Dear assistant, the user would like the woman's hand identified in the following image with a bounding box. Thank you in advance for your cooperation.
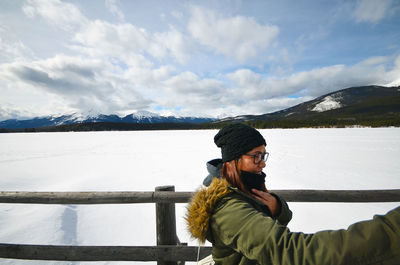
[250,189,281,216]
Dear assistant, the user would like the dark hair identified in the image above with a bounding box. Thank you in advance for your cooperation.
[221,159,245,191]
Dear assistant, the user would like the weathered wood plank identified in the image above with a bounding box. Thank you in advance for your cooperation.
[0,191,192,204]
[0,244,212,261]
[274,189,400,202]
[0,189,400,204]
[155,186,180,265]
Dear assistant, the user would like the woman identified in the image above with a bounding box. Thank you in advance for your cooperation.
[186,123,400,265]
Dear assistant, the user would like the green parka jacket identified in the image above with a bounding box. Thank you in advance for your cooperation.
[186,178,400,265]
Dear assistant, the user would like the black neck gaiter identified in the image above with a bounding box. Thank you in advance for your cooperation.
[239,171,266,192]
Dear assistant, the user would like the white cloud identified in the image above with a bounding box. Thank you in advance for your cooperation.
[73,20,151,64]
[214,55,400,116]
[22,0,191,65]
[0,101,69,120]
[228,55,400,102]
[188,6,279,62]
[221,96,314,117]
[0,105,31,121]
[105,0,125,21]
[352,0,394,23]
[157,70,317,118]
[143,71,237,117]
[0,62,76,119]
[1,55,153,116]
[71,20,191,66]
[122,65,175,94]
[164,72,223,95]
[153,26,192,64]
[0,34,35,63]
[385,55,400,86]
[22,0,88,31]
[3,1,196,117]
[2,1,399,120]
[2,52,399,119]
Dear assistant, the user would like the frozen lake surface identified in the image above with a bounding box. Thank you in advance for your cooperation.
[1,128,400,265]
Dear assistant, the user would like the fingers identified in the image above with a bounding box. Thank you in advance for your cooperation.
[250,189,280,216]
[252,189,273,200]
[250,190,273,205]
[252,188,267,196]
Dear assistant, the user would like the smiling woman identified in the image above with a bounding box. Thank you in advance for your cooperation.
[186,123,400,265]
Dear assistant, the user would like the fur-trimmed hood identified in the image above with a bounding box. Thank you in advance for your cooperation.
[186,178,232,244]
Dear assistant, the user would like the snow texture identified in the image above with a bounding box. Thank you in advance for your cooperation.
[0,128,400,265]
[311,95,342,112]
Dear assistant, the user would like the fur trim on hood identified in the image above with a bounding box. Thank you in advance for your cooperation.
[186,178,232,244]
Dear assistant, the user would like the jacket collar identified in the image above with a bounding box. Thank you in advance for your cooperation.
[186,177,271,244]
[186,178,231,243]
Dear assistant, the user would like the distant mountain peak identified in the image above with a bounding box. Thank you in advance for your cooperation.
[0,111,215,129]
[131,110,161,119]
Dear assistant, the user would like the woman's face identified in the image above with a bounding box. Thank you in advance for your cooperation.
[239,145,267,174]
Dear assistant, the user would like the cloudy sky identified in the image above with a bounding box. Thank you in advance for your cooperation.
[0,0,400,120]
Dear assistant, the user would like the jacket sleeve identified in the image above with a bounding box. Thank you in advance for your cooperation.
[270,193,292,226]
[211,197,400,265]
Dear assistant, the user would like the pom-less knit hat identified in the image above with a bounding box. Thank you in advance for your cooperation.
[214,123,266,162]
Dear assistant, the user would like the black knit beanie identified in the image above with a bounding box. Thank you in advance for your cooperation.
[214,123,266,162]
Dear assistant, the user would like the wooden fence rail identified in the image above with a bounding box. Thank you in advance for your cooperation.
[1,187,400,263]
[0,244,212,262]
[1,189,400,204]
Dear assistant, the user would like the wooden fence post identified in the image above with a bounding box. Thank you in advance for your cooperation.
[155,186,183,265]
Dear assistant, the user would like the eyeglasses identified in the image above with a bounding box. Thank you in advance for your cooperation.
[243,151,269,164]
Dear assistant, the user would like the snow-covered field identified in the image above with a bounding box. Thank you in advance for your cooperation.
[1,128,399,265]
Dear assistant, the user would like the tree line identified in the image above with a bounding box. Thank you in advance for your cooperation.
[1,117,399,133]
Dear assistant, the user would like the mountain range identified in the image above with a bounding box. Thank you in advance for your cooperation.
[1,85,399,131]
[0,110,215,130]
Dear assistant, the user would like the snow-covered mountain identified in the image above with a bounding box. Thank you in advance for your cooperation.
[0,111,215,129]
[2,85,399,130]
[215,85,400,125]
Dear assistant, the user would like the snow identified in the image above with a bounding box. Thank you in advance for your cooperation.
[0,128,400,265]
[311,95,342,112]
[132,110,161,119]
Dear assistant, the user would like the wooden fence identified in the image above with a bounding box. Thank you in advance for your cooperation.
[1,186,400,264]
